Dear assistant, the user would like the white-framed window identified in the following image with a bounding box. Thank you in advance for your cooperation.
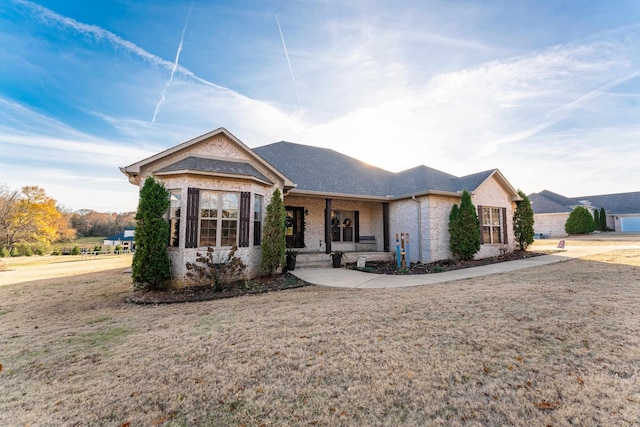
[168,190,181,247]
[480,206,505,244]
[253,195,263,246]
[199,191,238,247]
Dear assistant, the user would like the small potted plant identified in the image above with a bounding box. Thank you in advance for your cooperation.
[286,248,299,271]
[330,250,346,268]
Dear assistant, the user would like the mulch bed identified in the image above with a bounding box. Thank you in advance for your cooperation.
[127,272,311,305]
[347,250,548,275]
[128,251,548,304]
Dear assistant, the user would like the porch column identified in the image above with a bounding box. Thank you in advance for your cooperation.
[383,202,390,252]
[325,198,332,254]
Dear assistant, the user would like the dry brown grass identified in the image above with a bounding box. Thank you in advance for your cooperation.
[1,246,639,425]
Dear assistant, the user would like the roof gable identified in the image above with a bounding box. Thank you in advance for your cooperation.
[121,128,293,187]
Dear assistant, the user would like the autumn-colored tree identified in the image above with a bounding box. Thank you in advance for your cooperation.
[55,207,77,242]
[2,186,63,252]
[71,210,135,237]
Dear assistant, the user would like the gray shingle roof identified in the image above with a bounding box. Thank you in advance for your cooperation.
[254,141,500,198]
[157,156,272,183]
[529,190,640,214]
[529,192,573,214]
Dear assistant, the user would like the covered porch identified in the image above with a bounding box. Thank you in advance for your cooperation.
[293,250,393,269]
[282,193,391,255]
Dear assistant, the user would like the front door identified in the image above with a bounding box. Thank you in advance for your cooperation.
[285,206,305,248]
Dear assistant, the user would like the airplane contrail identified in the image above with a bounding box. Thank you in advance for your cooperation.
[276,15,303,110]
[152,2,194,124]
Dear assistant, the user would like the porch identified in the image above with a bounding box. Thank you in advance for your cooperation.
[293,250,393,269]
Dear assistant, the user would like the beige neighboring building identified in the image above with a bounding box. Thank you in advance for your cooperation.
[529,190,640,237]
[121,128,522,284]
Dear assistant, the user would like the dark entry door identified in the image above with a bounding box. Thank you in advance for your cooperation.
[285,206,305,248]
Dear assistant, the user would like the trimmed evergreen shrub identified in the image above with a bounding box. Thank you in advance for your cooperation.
[513,190,535,250]
[448,190,481,261]
[71,246,80,255]
[593,209,600,231]
[599,207,607,231]
[261,189,286,276]
[565,206,596,235]
[132,177,171,291]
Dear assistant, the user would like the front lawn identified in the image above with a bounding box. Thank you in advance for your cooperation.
[1,249,639,425]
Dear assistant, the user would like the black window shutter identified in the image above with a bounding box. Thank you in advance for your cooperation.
[477,205,484,244]
[354,211,360,242]
[239,192,251,247]
[502,207,508,244]
[185,188,200,248]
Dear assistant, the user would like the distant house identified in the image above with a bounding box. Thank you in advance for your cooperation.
[529,190,640,237]
[121,128,521,284]
[103,227,136,251]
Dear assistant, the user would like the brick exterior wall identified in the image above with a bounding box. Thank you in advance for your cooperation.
[282,195,385,253]
[136,133,284,285]
[533,213,569,238]
[471,177,516,259]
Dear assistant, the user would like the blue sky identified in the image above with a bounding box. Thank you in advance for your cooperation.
[1,0,639,212]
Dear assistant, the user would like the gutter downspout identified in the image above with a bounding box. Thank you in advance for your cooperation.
[412,196,423,262]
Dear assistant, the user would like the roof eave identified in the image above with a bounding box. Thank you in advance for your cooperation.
[392,189,464,200]
[286,188,391,202]
[153,169,274,186]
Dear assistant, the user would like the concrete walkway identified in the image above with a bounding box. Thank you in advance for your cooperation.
[290,244,639,289]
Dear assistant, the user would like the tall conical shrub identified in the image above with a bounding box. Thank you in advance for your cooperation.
[513,190,535,250]
[261,189,286,276]
[449,190,480,261]
[132,177,171,290]
[599,207,607,231]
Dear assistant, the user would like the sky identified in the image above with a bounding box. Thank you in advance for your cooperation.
[1,0,639,213]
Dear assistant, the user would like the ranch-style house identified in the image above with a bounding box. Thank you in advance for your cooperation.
[121,128,522,284]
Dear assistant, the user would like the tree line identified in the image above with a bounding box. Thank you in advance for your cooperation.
[1,184,135,256]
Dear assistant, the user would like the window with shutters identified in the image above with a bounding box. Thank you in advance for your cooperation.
[167,190,181,247]
[480,206,505,244]
[194,191,239,247]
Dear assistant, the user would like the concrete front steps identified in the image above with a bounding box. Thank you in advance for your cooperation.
[294,251,393,269]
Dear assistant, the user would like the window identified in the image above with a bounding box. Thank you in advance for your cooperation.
[480,206,506,244]
[200,191,218,247]
[184,189,249,248]
[220,193,238,246]
[331,210,357,242]
[253,195,263,246]
[168,190,181,247]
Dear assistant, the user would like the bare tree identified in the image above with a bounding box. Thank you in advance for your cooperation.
[0,184,20,249]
